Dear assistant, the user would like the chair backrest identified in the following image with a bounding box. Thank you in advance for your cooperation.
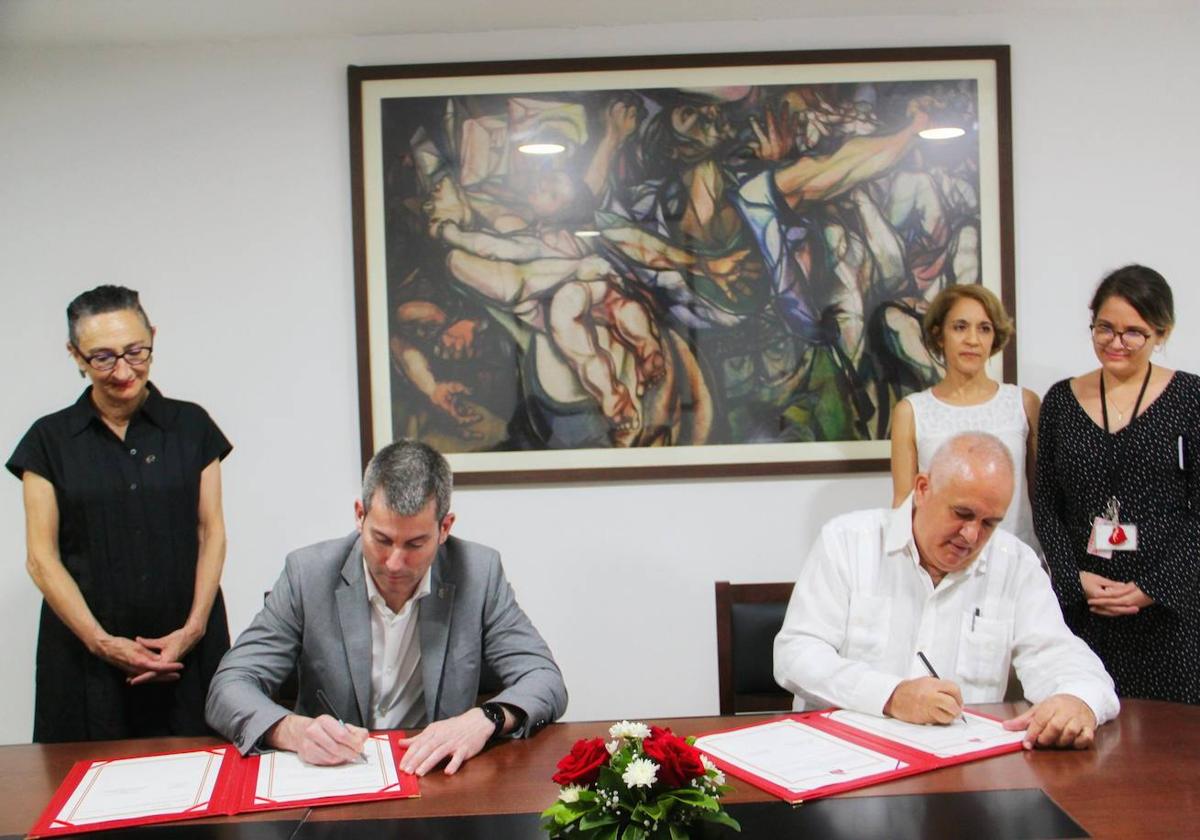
[714,581,795,715]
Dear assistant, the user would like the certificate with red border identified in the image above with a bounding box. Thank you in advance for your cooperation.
[695,708,1025,804]
[27,732,419,837]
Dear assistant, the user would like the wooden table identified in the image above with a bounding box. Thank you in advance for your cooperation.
[2,700,1195,839]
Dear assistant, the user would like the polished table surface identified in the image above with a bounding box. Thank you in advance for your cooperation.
[1,700,1195,839]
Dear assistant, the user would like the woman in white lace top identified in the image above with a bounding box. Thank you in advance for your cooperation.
[890,284,1042,551]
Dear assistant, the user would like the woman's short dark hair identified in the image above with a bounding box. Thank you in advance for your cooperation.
[1089,264,1175,334]
[921,283,1014,359]
[66,285,152,345]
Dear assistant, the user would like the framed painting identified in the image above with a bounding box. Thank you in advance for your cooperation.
[348,45,1014,483]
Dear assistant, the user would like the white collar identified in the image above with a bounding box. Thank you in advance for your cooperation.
[885,493,918,559]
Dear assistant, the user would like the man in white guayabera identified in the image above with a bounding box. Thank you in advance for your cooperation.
[774,431,1119,750]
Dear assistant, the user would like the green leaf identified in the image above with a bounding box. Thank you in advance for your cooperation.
[622,825,647,840]
[599,765,626,791]
[542,801,594,828]
[580,813,621,831]
[669,826,690,840]
[542,803,575,823]
[698,809,742,831]
[638,800,666,821]
[662,789,715,808]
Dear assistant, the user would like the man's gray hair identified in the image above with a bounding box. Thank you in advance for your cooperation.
[927,431,1014,486]
[361,440,453,521]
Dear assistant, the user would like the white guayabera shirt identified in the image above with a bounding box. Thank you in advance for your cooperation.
[773,495,1120,724]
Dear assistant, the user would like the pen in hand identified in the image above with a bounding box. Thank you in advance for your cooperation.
[315,688,369,764]
[916,650,968,725]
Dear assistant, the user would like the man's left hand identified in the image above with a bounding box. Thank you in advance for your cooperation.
[396,708,497,776]
[1003,694,1098,750]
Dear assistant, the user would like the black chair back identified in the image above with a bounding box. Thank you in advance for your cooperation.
[715,581,795,715]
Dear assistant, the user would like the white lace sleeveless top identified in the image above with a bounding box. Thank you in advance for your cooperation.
[905,383,1039,553]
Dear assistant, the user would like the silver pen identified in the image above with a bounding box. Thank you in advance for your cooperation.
[316,688,368,764]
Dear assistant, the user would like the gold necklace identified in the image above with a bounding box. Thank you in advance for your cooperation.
[1103,369,1150,421]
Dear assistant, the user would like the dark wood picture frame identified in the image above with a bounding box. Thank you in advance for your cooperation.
[348,45,1014,484]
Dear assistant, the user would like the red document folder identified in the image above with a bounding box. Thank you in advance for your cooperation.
[27,732,419,838]
[695,708,1025,804]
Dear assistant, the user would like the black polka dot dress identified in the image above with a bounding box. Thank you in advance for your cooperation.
[1034,371,1200,704]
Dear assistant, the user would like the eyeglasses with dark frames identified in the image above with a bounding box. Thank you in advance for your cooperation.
[74,344,154,372]
[1090,324,1151,350]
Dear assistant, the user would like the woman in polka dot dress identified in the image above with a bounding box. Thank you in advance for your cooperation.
[1034,265,1199,703]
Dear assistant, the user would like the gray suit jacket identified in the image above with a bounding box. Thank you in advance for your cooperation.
[205,533,567,754]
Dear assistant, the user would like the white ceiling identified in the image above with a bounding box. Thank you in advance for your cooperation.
[0,0,1189,47]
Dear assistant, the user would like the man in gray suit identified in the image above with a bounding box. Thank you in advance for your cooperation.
[205,440,567,774]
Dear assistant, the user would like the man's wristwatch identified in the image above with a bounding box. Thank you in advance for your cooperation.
[480,702,506,739]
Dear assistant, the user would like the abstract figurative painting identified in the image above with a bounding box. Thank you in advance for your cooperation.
[349,47,1012,482]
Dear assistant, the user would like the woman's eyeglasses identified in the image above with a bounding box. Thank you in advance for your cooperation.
[1090,324,1151,350]
[75,345,153,372]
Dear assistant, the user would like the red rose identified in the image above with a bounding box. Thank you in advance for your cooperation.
[642,726,706,788]
[552,737,610,786]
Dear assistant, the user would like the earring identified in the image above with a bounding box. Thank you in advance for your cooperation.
[78,368,86,378]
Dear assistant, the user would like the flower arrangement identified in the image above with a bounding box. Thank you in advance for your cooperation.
[541,721,740,839]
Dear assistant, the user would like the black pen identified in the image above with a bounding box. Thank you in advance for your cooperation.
[315,688,368,764]
[916,650,967,725]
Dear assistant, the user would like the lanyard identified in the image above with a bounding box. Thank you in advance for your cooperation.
[1098,362,1152,519]
[1099,362,1152,435]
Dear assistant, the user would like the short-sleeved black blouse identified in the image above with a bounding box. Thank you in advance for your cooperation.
[7,383,233,742]
[1033,371,1200,704]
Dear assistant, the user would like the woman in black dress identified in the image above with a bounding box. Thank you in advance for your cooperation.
[1034,265,1199,703]
[7,286,233,741]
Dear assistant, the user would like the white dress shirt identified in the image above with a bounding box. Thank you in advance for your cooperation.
[773,495,1120,724]
[363,559,432,730]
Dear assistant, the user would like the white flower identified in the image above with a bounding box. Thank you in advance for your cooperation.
[609,720,652,740]
[622,757,659,788]
[701,754,726,787]
[606,739,619,754]
[558,784,584,803]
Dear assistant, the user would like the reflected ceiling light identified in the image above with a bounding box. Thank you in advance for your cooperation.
[517,143,566,155]
[574,230,601,238]
[918,127,966,140]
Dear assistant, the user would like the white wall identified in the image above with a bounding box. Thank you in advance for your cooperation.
[1,9,1197,745]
